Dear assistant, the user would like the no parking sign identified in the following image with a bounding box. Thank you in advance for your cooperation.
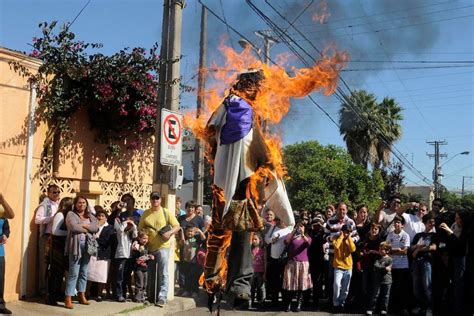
[160,108,182,166]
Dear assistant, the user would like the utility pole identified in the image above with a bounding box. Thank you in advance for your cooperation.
[193,4,207,205]
[427,140,447,198]
[255,30,279,65]
[152,0,184,302]
[153,0,184,203]
[462,176,474,197]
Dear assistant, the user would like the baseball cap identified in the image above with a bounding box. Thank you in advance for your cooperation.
[150,191,161,200]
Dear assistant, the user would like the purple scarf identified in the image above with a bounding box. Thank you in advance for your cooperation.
[220,95,253,145]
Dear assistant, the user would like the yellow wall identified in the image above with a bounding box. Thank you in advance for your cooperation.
[0,47,157,300]
[0,47,46,300]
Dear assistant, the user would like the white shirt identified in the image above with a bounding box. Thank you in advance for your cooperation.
[403,213,425,243]
[52,212,67,236]
[265,225,291,259]
[386,230,410,269]
[35,198,60,235]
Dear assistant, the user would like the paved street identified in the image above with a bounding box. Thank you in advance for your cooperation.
[173,306,360,316]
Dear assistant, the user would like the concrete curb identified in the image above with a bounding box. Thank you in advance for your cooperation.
[5,296,197,316]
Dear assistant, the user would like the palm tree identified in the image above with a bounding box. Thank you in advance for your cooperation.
[339,90,403,169]
[375,97,403,168]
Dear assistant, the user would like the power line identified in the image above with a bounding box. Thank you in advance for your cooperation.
[67,0,92,30]
[349,60,474,64]
[295,0,452,27]
[218,0,235,50]
[255,0,434,185]
[286,4,474,37]
[342,65,474,71]
[292,14,474,42]
[202,0,436,186]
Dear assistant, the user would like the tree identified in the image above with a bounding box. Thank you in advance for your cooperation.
[380,161,405,200]
[441,191,474,211]
[283,141,384,213]
[339,90,403,169]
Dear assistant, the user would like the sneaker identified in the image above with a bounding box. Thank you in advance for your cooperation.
[155,298,166,307]
[426,309,433,316]
[117,296,126,302]
[381,311,388,315]
[366,311,373,315]
[182,291,191,297]
[0,307,12,314]
[96,296,103,302]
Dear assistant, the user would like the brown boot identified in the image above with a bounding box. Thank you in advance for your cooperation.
[78,292,90,305]
[64,296,73,309]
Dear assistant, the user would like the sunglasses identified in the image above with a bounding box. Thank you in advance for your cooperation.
[150,197,161,200]
[433,203,442,207]
[50,191,60,194]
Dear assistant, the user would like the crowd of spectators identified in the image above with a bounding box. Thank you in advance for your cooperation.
[32,185,473,316]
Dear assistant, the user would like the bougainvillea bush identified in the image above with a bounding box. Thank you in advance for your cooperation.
[12,21,167,157]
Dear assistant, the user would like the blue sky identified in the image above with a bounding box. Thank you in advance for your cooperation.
[1,0,472,192]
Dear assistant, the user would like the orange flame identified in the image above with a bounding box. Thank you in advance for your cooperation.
[183,39,348,202]
[312,0,331,24]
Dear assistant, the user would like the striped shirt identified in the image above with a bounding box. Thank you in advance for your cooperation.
[324,215,359,254]
[386,230,410,269]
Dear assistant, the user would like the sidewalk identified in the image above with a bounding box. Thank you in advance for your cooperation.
[6,296,197,316]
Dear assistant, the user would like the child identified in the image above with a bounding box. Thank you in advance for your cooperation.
[360,223,382,305]
[332,224,356,311]
[385,214,410,314]
[410,213,437,315]
[179,223,205,297]
[366,241,393,315]
[131,231,154,303]
[114,211,138,302]
[86,209,114,302]
[282,221,312,312]
[250,233,265,309]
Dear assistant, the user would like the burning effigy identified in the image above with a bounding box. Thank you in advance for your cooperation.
[184,42,348,312]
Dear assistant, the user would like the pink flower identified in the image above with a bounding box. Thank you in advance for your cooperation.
[119,105,128,116]
[139,120,148,131]
[128,140,140,150]
[30,50,40,57]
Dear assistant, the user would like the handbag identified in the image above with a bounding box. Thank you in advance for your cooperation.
[86,233,99,256]
[158,207,173,237]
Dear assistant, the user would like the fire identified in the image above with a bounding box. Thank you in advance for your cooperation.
[312,0,331,24]
[183,39,348,202]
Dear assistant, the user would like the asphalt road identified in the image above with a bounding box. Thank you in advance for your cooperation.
[172,306,359,316]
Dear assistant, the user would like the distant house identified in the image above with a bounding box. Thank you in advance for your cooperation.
[400,185,435,210]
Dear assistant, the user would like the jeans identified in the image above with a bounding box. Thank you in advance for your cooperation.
[65,244,91,296]
[412,258,432,310]
[148,247,170,303]
[114,258,128,298]
[367,277,391,312]
[333,268,352,307]
[267,257,285,302]
[251,272,265,303]
[134,270,147,302]
[0,257,5,308]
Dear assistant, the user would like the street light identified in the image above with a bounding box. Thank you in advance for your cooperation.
[238,39,263,61]
[440,151,470,167]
